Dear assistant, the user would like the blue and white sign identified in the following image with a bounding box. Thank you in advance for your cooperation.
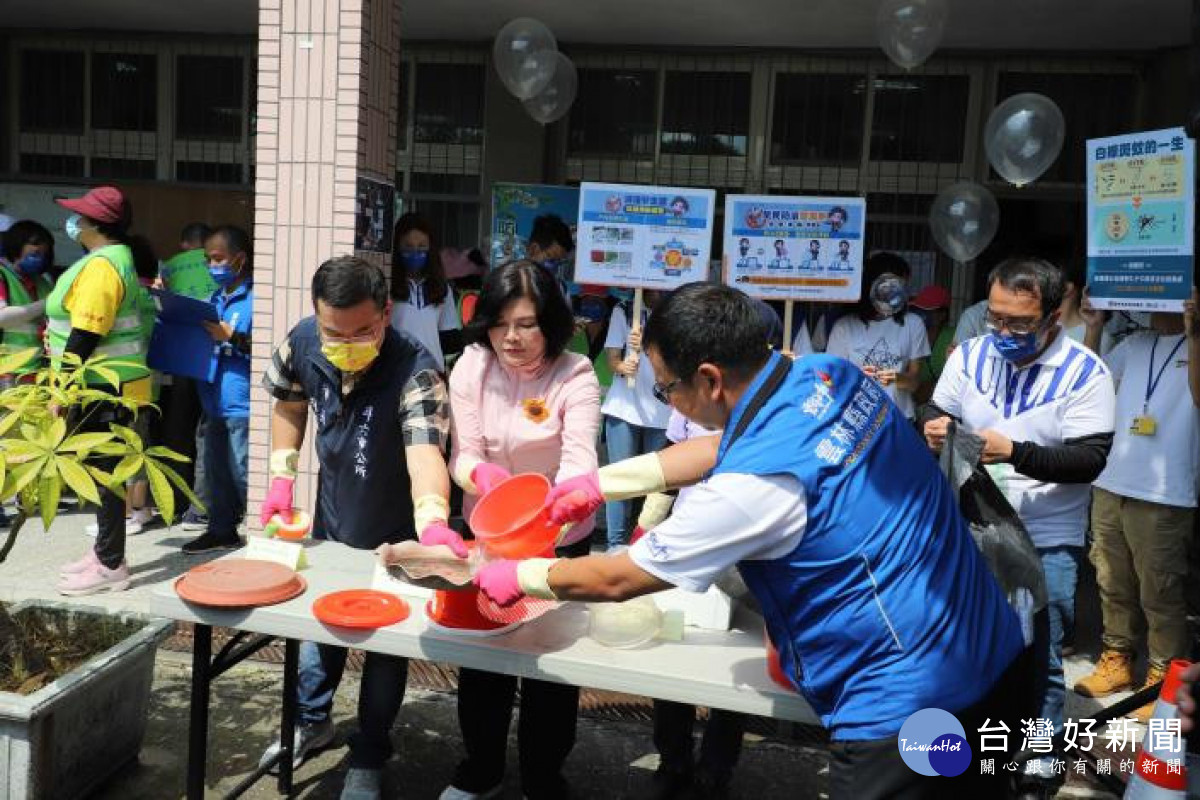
[1086,127,1194,312]
[573,182,716,289]
[490,183,580,266]
[723,195,866,302]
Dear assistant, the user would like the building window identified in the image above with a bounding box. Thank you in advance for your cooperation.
[771,73,866,165]
[568,69,657,156]
[91,53,157,132]
[176,55,244,141]
[870,74,970,163]
[661,71,750,156]
[92,157,157,180]
[176,160,244,184]
[406,172,481,249]
[20,50,85,134]
[19,153,85,177]
[995,72,1138,183]
[413,63,484,145]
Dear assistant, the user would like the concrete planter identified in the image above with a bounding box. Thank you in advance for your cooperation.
[0,600,171,800]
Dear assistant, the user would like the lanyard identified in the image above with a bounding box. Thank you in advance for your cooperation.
[1145,335,1185,411]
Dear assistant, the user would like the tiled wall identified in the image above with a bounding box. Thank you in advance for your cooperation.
[248,0,400,525]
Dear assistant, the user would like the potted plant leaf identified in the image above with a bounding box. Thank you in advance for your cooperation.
[0,349,200,798]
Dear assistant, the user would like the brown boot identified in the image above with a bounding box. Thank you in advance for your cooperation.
[1073,649,1134,698]
[1134,664,1167,723]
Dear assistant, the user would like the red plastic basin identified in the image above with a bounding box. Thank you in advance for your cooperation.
[469,473,559,559]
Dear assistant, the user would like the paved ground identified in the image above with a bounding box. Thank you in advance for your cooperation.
[1,506,1133,798]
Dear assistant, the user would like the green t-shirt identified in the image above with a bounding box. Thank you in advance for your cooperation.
[162,248,217,300]
[922,326,955,385]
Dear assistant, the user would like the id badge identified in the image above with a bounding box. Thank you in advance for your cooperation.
[1130,415,1157,436]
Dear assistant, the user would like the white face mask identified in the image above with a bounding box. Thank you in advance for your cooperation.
[65,214,84,243]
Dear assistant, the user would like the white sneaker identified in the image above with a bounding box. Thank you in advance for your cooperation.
[259,718,335,773]
[84,514,147,538]
[438,785,503,800]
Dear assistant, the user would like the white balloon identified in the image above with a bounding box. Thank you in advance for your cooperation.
[493,18,558,101]
[985,92,1065,187]
[929,182,1000,262]
[523,53,578,125]
[876,0,948,70]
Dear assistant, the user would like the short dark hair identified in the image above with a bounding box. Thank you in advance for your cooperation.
[987,257,1065,318]
[528,214,573,252]
[2,220,54,264]
[207,224,253,274]
[463,260,575,360]
[828,205,847,220]
[312,256,389,310]
[180,222,211,248]
[643,282,770,384]
[856,251,912,324]
[390,212,448,305]
[127,234,159,281]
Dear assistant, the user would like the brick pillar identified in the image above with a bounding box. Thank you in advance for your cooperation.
[248,0,401,527]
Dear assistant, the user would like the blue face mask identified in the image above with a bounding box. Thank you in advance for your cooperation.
[65,214,83,243]
[398,249,428,273]
[540,258,565,277]
[208,262,237,287]
[16,252,47,276]
[991,330,1042,363]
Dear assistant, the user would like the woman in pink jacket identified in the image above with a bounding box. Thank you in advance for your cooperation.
[437,259,600,800]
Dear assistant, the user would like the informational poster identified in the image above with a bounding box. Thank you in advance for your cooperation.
[722,195,866,302]
[354,177,395,253]
[490,183,580,266]
[1086,127,1194,312]
[574,182,716,290]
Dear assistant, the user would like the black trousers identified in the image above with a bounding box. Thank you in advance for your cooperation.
[72,401,131,570]
[451,535,591,799]
[653,700,746,785]
[827,643,1037,800]
[158,377,202,507]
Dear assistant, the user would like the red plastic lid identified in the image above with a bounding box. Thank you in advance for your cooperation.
[175,559,306,608]
[313,590,411,629]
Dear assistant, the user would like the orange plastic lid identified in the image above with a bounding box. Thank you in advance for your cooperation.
[313,590,411,629]
[175,559,306,608]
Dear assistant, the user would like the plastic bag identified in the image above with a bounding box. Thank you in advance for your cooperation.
[938,422,1048,644]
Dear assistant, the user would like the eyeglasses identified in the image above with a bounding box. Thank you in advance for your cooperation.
[652,378,682,405]
[984,312,1044,336]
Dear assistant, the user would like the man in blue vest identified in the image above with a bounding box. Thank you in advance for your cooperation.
[473,282,1031,799]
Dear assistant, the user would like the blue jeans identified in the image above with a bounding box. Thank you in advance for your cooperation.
[204,416,248,537]
[190,415,210,517]
[297,641,409,768]
[1029,545,1081,778]
[602,416,669,549]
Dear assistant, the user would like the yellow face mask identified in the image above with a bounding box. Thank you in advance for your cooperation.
[321,332,381,373]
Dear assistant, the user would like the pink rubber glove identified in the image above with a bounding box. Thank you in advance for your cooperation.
[543,471,603,526]
[474,559,525,607]
[420,522,469,559]
[260,477,295,527]
[471,462,512,495]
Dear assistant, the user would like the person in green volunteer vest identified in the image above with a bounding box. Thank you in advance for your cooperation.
[50,185,151,597]
[161,222,217,300]
[0,220,56,382]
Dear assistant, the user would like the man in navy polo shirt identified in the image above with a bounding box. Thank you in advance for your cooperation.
[473,282,1031,799]
[259,256,454,800]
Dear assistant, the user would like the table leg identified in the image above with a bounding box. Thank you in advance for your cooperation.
[187,624,213,800]
[278,638,299,795]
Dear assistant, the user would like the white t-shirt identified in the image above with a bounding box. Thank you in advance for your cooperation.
[932,332,1116,548]
[389,279,460,371]
[792,323,813,356]
[826,313,930,419]
[629,472,807,592]
[953,300,989,346]
[1062,321,1114,355]
[601,304,671,429]
[1094,332,1199,508]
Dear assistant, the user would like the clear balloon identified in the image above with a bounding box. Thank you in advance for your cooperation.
[876,0,948,70]
[929,182,1000,262]
[493,18,558,101]
[523,53,578,125]
[985,93,1065,187]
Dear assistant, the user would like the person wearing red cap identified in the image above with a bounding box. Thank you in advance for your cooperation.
[51,186,152,596]
[910,284,953,405]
